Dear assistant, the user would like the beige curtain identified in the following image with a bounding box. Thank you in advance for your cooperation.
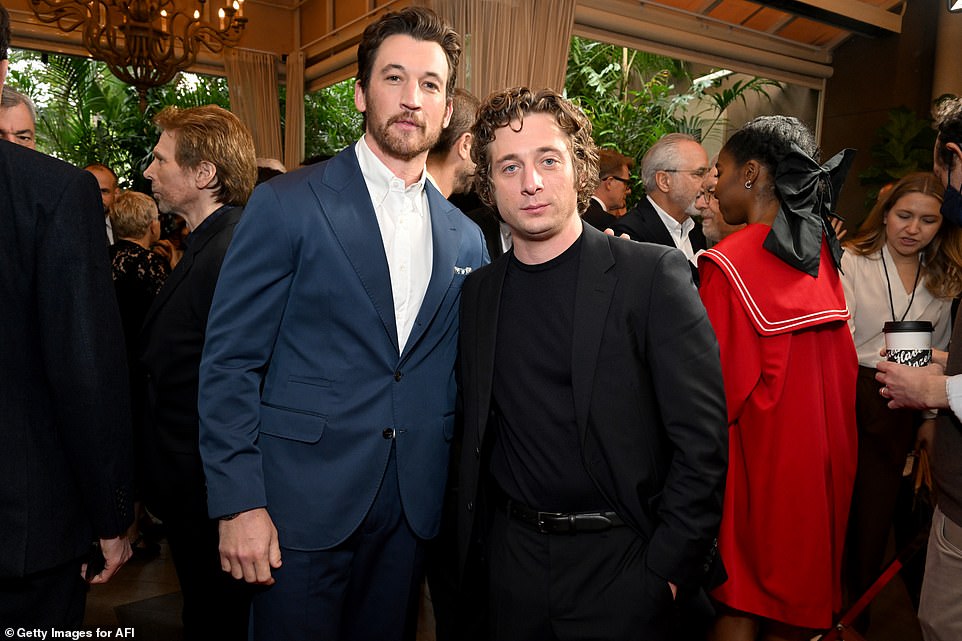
[225,48,284,162]
[284,51,306,169]
[430,0,577,100]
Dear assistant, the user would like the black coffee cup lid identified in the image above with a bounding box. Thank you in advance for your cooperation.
[883,321,934,333]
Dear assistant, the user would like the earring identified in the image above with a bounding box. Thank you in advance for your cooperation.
[744,180,753,189]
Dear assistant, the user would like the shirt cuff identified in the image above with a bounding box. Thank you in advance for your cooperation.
[947,375,962,421]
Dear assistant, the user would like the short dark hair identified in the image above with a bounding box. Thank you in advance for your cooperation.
[471,87,599,216]
[429,88,479,159]
[935,96,962,169]
[153,105,257,207]
[356,7,460,97]
[1,4,10,61]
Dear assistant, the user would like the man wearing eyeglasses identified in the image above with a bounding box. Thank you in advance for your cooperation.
[583,148,634,231]
[612,133,709,284]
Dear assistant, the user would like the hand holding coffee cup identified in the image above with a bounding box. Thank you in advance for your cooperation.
[883,321,933,367]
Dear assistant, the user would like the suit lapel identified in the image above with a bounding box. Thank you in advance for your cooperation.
[401,184,459,359]
[310,148,399,354]
[571,227,617,435]
[640,200,676,247]
[475,257,508,445]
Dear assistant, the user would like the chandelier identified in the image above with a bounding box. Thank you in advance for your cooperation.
[30,0,247,110]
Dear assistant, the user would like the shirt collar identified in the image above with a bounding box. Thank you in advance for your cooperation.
[590,195,608,212]
[355,135,427,211]
[648,195,694,236]
[183,203,231,250]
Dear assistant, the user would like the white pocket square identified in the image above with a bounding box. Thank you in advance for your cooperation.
[454,266,473,275]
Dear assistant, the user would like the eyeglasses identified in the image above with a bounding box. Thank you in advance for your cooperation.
[702,188,715,203]
[606,175,631,186]
[662,167,710,178]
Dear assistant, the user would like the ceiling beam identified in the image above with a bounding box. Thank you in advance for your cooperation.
[761,0,904,37]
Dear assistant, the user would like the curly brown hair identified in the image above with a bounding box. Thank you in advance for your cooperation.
[846,171,962,298]
[470,87,599,216]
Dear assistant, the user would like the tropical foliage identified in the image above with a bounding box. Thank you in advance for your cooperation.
[564,36,780,203]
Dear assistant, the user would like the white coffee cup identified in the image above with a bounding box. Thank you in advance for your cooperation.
[883,320,933,367]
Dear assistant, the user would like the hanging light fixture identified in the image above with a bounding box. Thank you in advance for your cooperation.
[30,0,247,110]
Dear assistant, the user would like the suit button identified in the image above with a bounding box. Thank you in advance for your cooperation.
[382,427,396,439]
[394,370,402,381]
[466,501,474,512]
[474,447,480,458]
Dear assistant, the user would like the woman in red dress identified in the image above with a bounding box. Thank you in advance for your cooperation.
[698,116,858,641]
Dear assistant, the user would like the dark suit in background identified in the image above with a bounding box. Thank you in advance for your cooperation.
[457,225,728,640]
[0,140,133,625]
[139,206,252,639]
[582,196,617,231]
[612,196,706,284]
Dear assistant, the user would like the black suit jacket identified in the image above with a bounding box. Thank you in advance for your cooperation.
[457,225,727,592]
[612,197,706,284]
[0,141,133,577]
[582,197,617,231]
[139,206,243,521]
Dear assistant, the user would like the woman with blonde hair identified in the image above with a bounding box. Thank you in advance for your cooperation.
[841,171,962,630]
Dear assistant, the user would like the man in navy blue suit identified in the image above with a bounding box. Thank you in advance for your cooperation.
[197,7,487,640]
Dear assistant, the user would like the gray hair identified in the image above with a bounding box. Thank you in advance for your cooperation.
[1,86,37,124]
[640,133,697,192]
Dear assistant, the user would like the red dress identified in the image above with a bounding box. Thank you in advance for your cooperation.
[698,224,858,628]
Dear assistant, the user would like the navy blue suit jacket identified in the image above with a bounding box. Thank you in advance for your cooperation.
[199,145,488,549]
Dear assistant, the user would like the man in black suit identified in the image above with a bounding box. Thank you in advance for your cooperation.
[612,133,709,283]
[582,147,633,231]
[0,4,133,625]
[139,105,257,640]
[457,87,728,641]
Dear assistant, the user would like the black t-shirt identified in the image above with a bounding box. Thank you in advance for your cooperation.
[489,235,608,512]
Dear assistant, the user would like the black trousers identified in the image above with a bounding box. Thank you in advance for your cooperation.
[0,557,87,627]
[844,366,920,630]
[165,513,254,641]
[486,508,675,641]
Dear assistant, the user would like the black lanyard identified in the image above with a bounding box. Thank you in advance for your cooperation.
[881,249,922,322]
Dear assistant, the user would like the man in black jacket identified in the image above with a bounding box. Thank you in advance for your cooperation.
[139,105,257,640]
[0,4,133,625]
[612,133,709,284]
[457,87,727,641]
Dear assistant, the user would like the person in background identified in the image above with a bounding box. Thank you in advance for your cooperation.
[840,171,962,633]
[612,133,709,284]
[698,115,857,641]
[698,164,745,247]
[0,84,35,148]
[582,148,634,231]
[876,96,962,641]
[139,105,258,640]
[86,163,121,243]
[256,157,286,185]
[0,3,133,625]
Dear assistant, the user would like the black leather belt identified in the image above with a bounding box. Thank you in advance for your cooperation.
[500,495,625,534]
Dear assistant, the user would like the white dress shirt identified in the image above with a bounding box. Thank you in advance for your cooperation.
[356,137,433,352]
[650,196,695,263]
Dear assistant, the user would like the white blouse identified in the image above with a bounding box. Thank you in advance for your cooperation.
[840,244,952,368]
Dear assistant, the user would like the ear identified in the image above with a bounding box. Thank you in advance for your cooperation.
[0,59,7,88]
[195,160,218,190]
[654,170,671,194]
[743,159,761,185]
[456,131,472,161]
[354,80,366,115]
[442,96,454,129]
[947,142,962,169]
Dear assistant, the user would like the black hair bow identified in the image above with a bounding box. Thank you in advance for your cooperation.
[763,145,856,277]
